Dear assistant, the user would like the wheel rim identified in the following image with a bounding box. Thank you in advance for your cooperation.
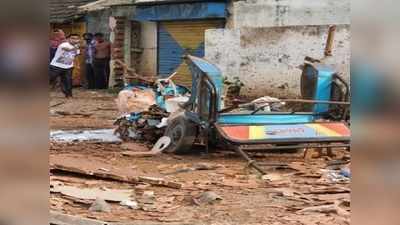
[172,126,183,141]
[169,125,183,149]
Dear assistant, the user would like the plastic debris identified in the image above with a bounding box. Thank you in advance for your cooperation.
[340,167,351,178]
[250,96,285,112]
[120,199,139,209]
[320,169,350,183]
[115,88,156,115]
[150,136,171,153]
[165,96,189,113]
[50,129,121,143]
[156,118,169,128]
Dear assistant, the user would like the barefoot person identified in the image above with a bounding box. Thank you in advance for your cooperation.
[49,34,81,98]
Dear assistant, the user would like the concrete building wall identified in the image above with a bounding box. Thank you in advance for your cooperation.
[205,25,350,97]
[138,21,158,76]
[229,0,350,28]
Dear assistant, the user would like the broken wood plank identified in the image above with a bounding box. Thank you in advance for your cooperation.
[51,211,201,225]
[51,185,134,202]
[50,164,134,184]
[50,102,66,108]
[138,176,183,189]
[296,204,350,216]
[55,111,93,117]
[50,211,109,225]
[50,164,182,189]
[304,187,350,195]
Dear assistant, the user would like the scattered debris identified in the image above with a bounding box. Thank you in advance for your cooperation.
[193,162,220,170]
[262,173,285,182]
[135,183,151,190]
[319,169,350,183]
[98,168,110,172]
[115,88,156,115]
[50,88,351,224]
[50,163,183,189]
[195,191,223,205]
[89,197,111,212]
[50,211,109,225]
[142,191,156,203]
[50,185,134,202]
[247,96,285,112]
[151,136,171,153]
[340,166,351,178]
[164,96,189,113]
[120,199,139,209]
[50,101,66,108]
[297,204,349,216]
[220,177,260,189]
[269,187,297,197]
[138,176,183,189]
[305,187,350,195]
[50,163,132,183]
[163,162,221,175]
[50,129,121,143]
[327,159,350,167]
[54,111,93,117]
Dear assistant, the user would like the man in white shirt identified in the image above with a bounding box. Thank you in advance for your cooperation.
[49,34,81,98]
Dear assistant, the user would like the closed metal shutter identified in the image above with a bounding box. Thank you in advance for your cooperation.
[158,20,224,87]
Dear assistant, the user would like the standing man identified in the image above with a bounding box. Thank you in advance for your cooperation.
[83,33,96,89]
[49,34,81,98]
[49,29,66,62]
[93,33,111,89]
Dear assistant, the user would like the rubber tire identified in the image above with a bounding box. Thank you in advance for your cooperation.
[164,115,197,154]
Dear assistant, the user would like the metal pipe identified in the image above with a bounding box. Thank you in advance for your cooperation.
[325,25,336,57]
[272,99,350,105]
[234,146,266,175]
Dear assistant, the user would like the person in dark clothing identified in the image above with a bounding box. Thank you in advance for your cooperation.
[83,33,96,89]
[93,33,111,89]
[49,66,73,96]
[49,34,81,98]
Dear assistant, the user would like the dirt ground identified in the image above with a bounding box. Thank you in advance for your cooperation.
[50,89,350,225]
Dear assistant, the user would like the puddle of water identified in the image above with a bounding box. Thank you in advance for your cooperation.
[50,129,121,143]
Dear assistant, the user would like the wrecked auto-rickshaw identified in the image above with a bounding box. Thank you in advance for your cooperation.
[114,25,350,174]
[114,73,191,142]
[161,55,350,174]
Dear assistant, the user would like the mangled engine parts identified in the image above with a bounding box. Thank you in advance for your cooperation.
[114,104,169,142]
[114,78,190,143]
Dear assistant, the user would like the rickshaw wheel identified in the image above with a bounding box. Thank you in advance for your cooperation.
[164,115,196,154]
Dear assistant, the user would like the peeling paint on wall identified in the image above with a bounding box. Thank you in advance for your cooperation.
[205,25,350,97]
[230,0,350,28]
